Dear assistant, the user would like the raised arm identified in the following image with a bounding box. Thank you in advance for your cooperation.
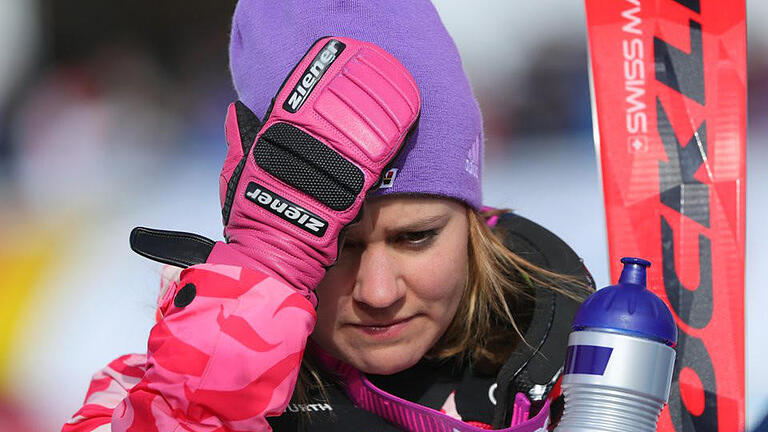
[64,36,420,432]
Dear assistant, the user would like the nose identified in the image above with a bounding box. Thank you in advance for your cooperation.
[351,244,405,309]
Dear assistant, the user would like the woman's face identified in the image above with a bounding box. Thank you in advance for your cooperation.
[312,196,469,375]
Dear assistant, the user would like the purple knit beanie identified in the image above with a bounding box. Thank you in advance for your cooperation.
[229,0,483,209]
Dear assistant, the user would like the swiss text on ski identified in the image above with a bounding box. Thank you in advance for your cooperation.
[621,0,647,137]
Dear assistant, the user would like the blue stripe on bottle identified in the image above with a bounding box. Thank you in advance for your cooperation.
[564,345,613,375]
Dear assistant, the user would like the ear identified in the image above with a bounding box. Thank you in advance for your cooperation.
[220,101,261,225]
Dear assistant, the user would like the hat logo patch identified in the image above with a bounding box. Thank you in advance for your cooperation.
[464,135,480,179]
[378,168,398,189]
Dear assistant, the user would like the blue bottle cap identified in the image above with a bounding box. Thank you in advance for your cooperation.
[572,257,678,346]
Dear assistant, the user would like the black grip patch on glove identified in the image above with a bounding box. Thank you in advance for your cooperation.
[222,101,262,227]
[253,122,365,211]
[130,227,215,268]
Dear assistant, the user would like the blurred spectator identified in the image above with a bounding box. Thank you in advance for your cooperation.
[5,1,237,215]
[513,40,592,136]
[0,396,38,431]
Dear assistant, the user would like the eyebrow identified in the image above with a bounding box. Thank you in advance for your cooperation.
[386,214,448,234]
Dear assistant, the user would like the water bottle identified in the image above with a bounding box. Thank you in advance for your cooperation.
[555,257,677,432]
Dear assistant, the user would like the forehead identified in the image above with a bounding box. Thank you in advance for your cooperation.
[347,196,466,235]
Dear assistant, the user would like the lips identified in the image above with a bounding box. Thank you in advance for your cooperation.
[348,316,415,338]
[355,316,411,328]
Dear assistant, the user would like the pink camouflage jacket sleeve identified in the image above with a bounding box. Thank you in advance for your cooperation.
[63,263,316,432]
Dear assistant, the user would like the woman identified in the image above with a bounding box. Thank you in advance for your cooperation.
[64,1,591,431]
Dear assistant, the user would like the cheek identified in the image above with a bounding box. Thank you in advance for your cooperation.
[314,269,350,325]
[312,254,364,352]
[403,243,467,305]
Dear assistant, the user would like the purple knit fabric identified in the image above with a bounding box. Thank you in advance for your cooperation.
[229,0,483,209]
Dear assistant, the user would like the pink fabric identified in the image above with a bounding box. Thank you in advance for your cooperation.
[63,354,146,432]
[64,264,316,432]
[216,36,420,300]
[510,393,532,427]
[481,206,501,228]
[66,259,550,432]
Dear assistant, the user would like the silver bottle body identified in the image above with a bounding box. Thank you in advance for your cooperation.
[554,330,676,432]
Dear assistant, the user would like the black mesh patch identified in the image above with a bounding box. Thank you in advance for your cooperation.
[253,123,364,211]
[235,101,261,154]
[222,101,262,226]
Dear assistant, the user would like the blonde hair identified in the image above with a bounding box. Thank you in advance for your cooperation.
[426,207,590,372]
[294,206,591,405]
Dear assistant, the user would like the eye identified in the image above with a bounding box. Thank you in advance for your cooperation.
[398,229,438,246]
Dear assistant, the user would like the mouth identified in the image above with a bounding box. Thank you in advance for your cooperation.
[348,316,415,338]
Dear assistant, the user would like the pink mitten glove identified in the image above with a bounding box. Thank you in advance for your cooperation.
[131,36,420,305]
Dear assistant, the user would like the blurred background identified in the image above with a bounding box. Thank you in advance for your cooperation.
[0,0,765,430]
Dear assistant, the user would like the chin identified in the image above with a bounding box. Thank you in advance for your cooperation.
[346,344,425,375]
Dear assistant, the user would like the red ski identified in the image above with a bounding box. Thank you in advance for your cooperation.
[584,1,746,431]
